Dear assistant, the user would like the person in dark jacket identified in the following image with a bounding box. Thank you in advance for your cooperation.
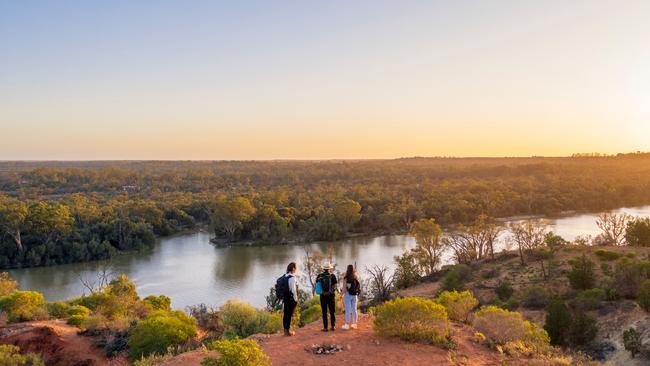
[282,262,298,336]
[316,263,338,332]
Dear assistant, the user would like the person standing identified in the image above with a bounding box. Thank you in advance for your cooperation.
[341,264,361,330]
[316,263,338,332]
[277,262,298,336]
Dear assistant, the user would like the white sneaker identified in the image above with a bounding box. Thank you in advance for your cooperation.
[342,324,350,330]
[350,323,358,329]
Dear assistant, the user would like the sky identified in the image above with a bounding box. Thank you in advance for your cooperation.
[1,0,649,160]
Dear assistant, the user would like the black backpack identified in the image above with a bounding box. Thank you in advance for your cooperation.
[347,278,361,296]
[275,274,291,299]
[318,273,333,296]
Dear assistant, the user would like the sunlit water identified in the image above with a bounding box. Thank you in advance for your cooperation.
[8,205,650,309]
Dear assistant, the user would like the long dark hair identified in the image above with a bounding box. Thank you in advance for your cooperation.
[344,264,356,280]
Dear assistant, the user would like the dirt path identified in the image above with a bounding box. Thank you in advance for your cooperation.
[0,320,127,366]
[255,315,502,366]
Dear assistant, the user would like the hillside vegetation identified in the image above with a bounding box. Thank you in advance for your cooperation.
[2,154,650,268]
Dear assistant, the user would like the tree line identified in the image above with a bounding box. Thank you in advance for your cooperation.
[1,155,650,268]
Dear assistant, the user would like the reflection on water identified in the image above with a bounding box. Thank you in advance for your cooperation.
[8,205,650,309]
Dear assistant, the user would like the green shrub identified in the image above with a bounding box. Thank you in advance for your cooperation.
[625,218,650,247]
[504,298,520,310]
[575,288,606,310]
[521,286,549,310]
[638,279,650,311]
[203,338,270,366]
[373,297,450,345]
[473,306,549,350]
[568,255,596,291]
[67,305,91,317]
[221,300,282,339]
[0,290,46,323]
[544,297,571,346]
[393,251,422,289]
[0,273,17,296]
[435,290,477,323]
[441,264,471,292]
[495,281,514,301]
[128,310,197,360]
[46,301,71,318]
[67,314,88,327]
[623,328,643,358]
[143,295,171,311]
[0,344,45,366]
[613,259,650,298]
[594,250,622,261]
[566,312,598,347]
[300,304,321,326]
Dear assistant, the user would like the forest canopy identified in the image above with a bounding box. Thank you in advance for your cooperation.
[1,154,650,268]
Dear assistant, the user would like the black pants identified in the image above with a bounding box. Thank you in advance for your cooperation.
[283,297,297,330]
[320,294,336,329]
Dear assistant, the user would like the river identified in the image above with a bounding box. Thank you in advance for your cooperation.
[8,205,650,309]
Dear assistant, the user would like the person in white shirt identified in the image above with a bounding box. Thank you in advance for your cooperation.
[282,262,298,336]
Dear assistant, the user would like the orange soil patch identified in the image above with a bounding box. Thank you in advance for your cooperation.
[255,315,503,366]
[0,320,127,366]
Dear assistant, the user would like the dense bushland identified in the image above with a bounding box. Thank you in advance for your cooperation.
[3,155,650,268]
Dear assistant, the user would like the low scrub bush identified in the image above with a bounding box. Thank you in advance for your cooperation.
[128,310,197,360]
[521,285,549,310]
[67,314,89,327]
[594,250,621,261]
[495,281,514,301]
[473,306,549,350]
[143,295,171,312]
[373,297,450,345]
[0,344,45,366]
[435,290,477,323]
[613,259,650,298]
[0,290,46,323]
[46,301,71,318]
[67,305,91,317]
[221,300,282,339]
[300,304,321,326]
[638,279,650,311]
[567,312,598,347]
[202,338,271,366]
[187,304,224,335]
[441,264,471,292]
[575,288,606,310]
[568,255,596,291]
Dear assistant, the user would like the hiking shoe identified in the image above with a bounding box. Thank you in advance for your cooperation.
[321,328,328,332]
[342,324,350,330]
[330,327,336,331]
[284,329,295,336]
[350,323,358,329]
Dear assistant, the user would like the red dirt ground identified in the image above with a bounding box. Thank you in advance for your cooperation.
[255,314,502,366]
[0,320,127,366]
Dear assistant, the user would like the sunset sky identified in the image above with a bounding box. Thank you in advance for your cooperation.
[1,0,649,160]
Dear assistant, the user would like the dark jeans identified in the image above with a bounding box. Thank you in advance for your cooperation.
[283,297,297,330]
[320,294,336,329]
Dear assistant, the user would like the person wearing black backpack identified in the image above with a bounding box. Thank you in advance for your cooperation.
[276,262,298,336]
[341,264,361,330]
[316,263,338,332]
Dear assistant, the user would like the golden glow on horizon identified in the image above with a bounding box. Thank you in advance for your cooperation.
[1,1,649,160]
